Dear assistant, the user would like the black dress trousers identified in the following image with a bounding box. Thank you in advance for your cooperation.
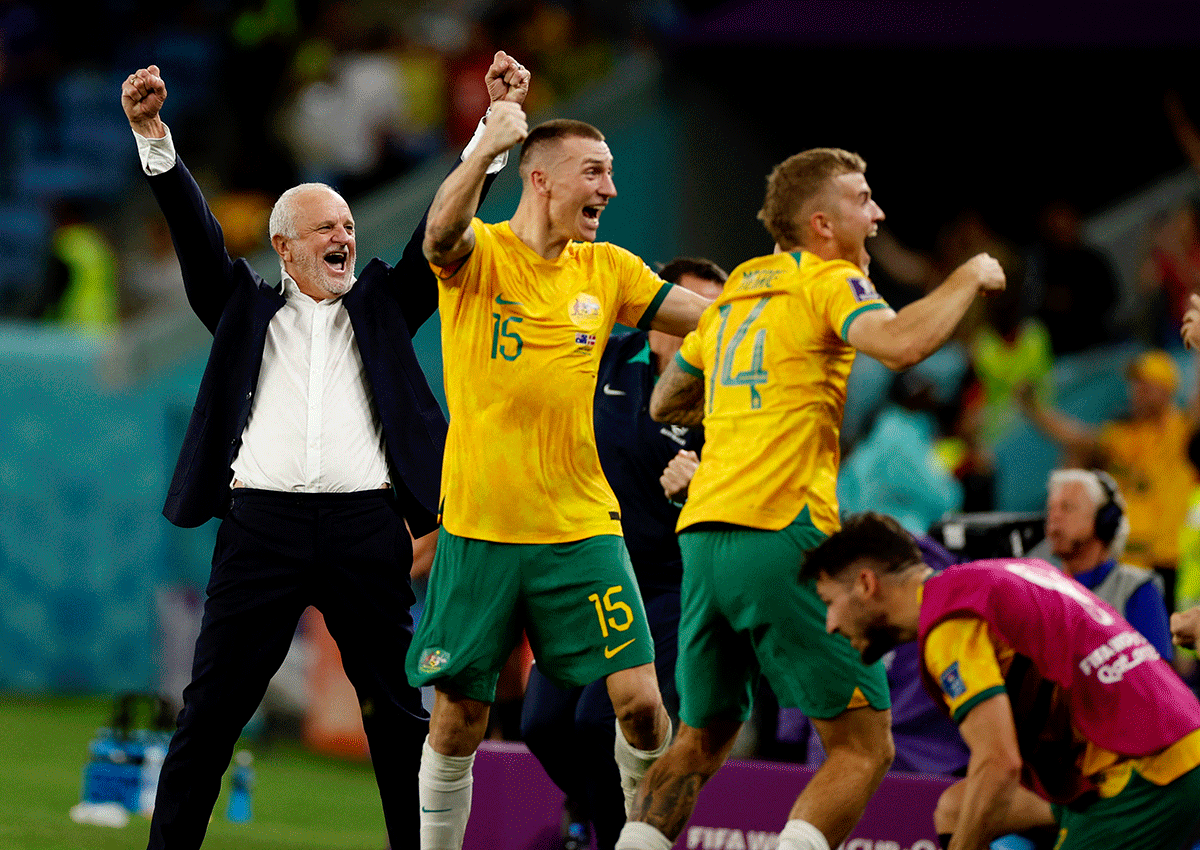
[147,487,427,849]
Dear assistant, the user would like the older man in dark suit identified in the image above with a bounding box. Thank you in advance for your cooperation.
[121,53,529,850]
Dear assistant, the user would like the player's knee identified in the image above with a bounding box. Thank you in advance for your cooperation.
[612,689,660,730]
[608,667,662,723]
[428,687,489,755]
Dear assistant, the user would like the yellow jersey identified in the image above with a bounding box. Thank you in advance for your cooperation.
[675,250,887,534]
[432,219,672,543]
[1098,406,1197,568]
[925,615,1200,796]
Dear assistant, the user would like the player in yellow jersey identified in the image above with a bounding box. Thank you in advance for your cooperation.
[405,98,710,850]
[616,149,1005,850]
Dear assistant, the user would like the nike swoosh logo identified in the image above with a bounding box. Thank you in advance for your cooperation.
[602,384,627,396]
[604,638,636,659]
[495,293,522,305]
[421,807,453,813]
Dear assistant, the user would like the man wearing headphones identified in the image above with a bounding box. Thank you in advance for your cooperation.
[1045,468,1174,661]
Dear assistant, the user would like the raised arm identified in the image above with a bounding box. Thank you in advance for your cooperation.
[650,356,705,427]
[423,100,528,267]
[397,51,531,331]
[1165,90,1200,176]
[1017,384,1103,458]
[122,64,237,332]
[846,253,1005,371]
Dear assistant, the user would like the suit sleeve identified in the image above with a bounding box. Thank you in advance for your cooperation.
[394,169,500,335]
[146,157,239,334]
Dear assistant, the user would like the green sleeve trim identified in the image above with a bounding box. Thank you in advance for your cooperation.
[637,282,674,331]
[840,301,888,341]
[674,350,703,378]
[950,684,1007,725]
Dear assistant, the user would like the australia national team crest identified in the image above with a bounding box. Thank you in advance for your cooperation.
[418,647,451,674]
[568,293,603,331]
[846,276,879,302]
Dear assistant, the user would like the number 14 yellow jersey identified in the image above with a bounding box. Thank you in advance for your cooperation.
[675,250,887,535]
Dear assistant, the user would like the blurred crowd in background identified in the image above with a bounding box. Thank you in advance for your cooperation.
[0,0,681,325]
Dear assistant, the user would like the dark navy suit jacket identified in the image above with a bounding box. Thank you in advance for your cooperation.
[149,157,473,536]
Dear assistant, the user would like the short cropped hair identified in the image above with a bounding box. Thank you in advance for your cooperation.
[757,148,867,249]
[518,118,606,176]
[799,512,921,583]
[657,257,728,286]
[269,182,342,240]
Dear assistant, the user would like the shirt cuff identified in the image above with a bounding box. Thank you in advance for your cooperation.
[134,125,177,176]
[461,109,509,175]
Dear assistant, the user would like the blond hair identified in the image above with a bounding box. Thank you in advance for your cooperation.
[757,148,866,249]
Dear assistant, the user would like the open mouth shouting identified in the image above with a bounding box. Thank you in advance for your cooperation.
[324,249,349,274]
[579,204,606,238]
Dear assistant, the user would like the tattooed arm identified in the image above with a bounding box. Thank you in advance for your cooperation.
[649,356,704,427]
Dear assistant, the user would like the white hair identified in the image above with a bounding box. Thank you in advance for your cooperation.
[1047,468,1130,559]
[268,182,342,240]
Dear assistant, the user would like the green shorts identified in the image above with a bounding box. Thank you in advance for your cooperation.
[406,530,655,703]
[1049,765,1200,849]
[676,509,890,727]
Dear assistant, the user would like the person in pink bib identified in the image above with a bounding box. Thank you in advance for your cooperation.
[801,511,1200,850]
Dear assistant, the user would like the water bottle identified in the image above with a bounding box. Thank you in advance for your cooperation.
[138,737,167,816]
[226,750,254,823]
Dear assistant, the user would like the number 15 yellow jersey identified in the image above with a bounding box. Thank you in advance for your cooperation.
[675,250,888,535]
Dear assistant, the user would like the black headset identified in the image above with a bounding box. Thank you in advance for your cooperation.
[1091,469,1124,545]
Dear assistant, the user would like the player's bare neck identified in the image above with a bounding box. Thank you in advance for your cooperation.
[509,207,570,260]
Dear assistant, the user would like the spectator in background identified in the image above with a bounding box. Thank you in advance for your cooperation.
[838,371,963,536]
[967,261,1053,449]
[1175,430,1200,618]
[122,210,187,318]
[275,19,422,199]
[23,199,120,330]
[1044,469,1173,660]
[1021,350,1197,610]
[1025,200,1123,355]
[1138,200,1200,349]
[1173,430,1200,680]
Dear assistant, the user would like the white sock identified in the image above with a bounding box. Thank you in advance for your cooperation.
[418,737,474,850]
[614,820,674,850]
[613,717,673,816]
[778,819,831,850]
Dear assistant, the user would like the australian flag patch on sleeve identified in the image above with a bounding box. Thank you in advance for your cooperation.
[939,661,967,699]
